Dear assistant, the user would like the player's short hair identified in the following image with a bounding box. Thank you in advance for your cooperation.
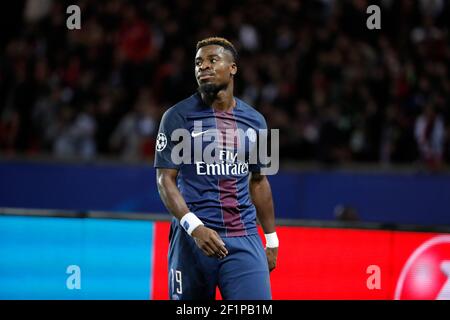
[196,37,238,62]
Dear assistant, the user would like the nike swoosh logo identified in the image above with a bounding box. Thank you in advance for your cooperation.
[191,130,209,138]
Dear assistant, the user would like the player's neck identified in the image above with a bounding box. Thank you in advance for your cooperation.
[201,84,235,113]
[211,91,236,113]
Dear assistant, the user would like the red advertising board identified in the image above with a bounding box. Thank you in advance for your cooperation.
[152,222,450,300]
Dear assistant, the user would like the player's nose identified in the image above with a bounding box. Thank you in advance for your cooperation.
[198,61,211,71]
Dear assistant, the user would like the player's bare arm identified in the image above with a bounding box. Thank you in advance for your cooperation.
[250,171,278,272]
[156,168,228,259]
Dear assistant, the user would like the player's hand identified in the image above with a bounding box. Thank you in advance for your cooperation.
[191,225,228,259]
[265,247,278,272]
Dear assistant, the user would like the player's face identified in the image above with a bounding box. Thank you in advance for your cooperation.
[195,45,237,88]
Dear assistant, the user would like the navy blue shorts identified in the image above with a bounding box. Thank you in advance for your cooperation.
[168,218,272,300]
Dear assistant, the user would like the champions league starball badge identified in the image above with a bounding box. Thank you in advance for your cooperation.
[156,133,168,152]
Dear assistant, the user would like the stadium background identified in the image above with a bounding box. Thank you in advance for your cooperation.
[1,0,450,299]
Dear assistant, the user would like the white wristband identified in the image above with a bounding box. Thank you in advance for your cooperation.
[264,232,279,248]
[180,212,204,236]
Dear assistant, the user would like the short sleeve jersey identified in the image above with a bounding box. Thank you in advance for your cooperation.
[154,93,268,237]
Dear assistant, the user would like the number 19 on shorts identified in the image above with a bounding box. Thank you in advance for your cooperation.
[170,268,182,296]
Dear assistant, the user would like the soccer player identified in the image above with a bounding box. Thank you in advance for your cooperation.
[155,37,278,300]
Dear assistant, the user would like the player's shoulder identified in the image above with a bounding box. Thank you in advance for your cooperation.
[236,97,267,127]
[161,93,202,121]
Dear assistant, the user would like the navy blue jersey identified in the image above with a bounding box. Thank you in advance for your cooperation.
[154,93,267,237]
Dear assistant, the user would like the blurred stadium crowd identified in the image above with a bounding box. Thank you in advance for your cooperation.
[0,0,449,168]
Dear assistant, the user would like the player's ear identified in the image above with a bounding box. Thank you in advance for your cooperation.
[230,62,237,77]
